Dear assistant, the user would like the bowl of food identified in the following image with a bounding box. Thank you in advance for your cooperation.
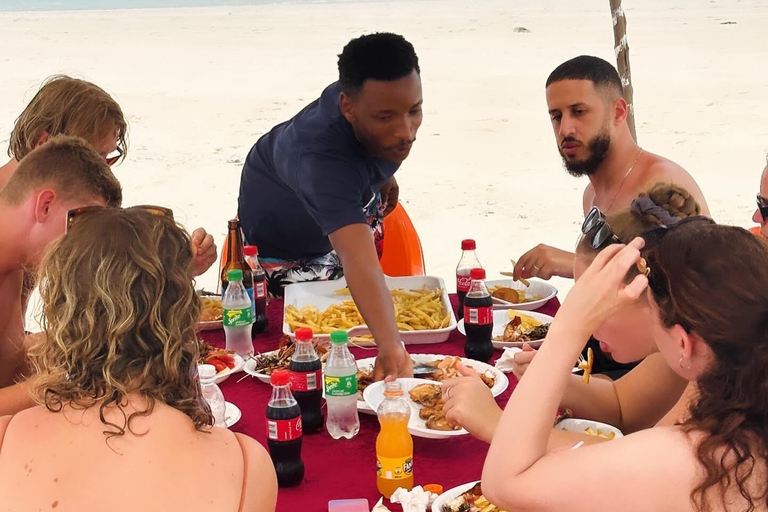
[432,481,507,512]
[197,291,223,331]
[554,418,623,440]
[484,279,557,312]
[243,335,329,383]
[198,341,244,384]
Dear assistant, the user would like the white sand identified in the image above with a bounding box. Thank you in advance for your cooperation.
[1,0,767,314]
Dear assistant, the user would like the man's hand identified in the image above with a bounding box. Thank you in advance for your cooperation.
[513,244,575,280]
[442,363,502,443]
[379,176,400,217]
[190,228,218,277]
[373,344,414,381]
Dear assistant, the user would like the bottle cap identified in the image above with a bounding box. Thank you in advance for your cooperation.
[271,369,291,386]
[383,381,404,397]
[244,245,258,257]
[330,330,348,345]
[470,268,486,280]
[198,364,216,380]
[461,239,476,251]
[295,327,314,341]
[227,269,243,281]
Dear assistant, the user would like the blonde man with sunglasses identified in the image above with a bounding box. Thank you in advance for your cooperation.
[0,135,123,415]
[0,75,217,278]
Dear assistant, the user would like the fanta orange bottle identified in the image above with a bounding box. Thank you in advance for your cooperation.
[376,381,414,498]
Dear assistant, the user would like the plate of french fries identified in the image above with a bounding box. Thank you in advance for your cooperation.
[282,276,457,344]
[197,292,223,331]
[484,279,557,311]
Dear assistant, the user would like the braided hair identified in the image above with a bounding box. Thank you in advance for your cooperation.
[631,183,701,227]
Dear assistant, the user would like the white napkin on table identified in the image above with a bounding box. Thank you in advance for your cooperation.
[389,486,438,512]
[494,347,522,373]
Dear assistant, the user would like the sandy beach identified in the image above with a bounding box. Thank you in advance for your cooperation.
[1,0,767,320]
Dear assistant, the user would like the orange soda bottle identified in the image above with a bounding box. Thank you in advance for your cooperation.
[376,381,414,498]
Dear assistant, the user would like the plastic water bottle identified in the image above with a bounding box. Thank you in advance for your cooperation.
[223,268,254,356]
[198,364,226,427]
[324,330,360,439]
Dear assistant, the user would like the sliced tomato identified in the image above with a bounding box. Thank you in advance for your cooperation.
[207,357,229,373]
[217,353,235,368]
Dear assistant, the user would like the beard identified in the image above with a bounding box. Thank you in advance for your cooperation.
[559,131,611,177]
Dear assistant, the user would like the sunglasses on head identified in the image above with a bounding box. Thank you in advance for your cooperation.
[105,146,124,167]
[582,206,621,249]
[757,194,768,221]
[66,204,174,233]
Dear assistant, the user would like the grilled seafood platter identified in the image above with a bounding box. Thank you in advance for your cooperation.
[409,383,460,432]
[494,311,550,343]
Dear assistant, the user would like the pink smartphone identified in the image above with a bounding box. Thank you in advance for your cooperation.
[328,499,370,512]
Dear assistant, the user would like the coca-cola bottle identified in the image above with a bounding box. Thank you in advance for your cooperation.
[266,370,305,487]
[456,239,482,320]
[289,328,324,434]
[243,245,268,335]
[463,268,494,363]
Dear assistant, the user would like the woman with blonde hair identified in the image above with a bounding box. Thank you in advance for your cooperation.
[0,206,276,512]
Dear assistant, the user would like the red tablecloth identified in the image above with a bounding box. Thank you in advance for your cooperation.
[202,296,560,512]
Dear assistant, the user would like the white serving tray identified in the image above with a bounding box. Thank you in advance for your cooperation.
[282,276,457,345]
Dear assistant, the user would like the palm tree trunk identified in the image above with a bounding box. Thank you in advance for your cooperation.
[610,0,637,142]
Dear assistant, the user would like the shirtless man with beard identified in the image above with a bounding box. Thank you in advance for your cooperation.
[513,55,709,282]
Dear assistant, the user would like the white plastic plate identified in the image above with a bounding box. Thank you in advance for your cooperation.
[363,378,468,439]
[213,354,245,384]
[458,309,554,349]
[431,480,480,512]
[554,418,624,439]
[356,354,508,415]
[484,279,557,311]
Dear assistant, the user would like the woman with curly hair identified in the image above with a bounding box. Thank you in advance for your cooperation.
[445,183,702,448]
[482,217,768,512]
[0,207,276,512]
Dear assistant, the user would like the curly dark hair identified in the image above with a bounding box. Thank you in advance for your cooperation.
[645,218,768,511]
[338,32,420,94]
[28,207,212,439]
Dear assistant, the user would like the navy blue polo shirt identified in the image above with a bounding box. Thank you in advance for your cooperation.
[237,82,400,260]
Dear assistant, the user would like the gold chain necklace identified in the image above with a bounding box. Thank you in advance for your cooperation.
[598,148,644,212]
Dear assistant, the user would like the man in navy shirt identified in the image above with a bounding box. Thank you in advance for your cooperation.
[238,33,422,379]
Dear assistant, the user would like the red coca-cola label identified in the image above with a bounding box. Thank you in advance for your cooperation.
[255,281,267,300]
[457,274,472,292]
[266,416,302,441]
[290,370,322,391]
[464,306,493,325]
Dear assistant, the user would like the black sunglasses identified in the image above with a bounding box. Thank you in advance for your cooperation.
[581,206,621,249]
[757,194,768,221]
[66,204,174,233]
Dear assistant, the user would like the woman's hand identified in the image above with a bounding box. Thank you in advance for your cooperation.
[512,344,537,380]
[443,363,503,443]
[552,238,649,341]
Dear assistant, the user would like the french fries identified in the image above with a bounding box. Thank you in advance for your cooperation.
[285,287,450,334]
[199,296,223,322]
[578,347,594,383]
